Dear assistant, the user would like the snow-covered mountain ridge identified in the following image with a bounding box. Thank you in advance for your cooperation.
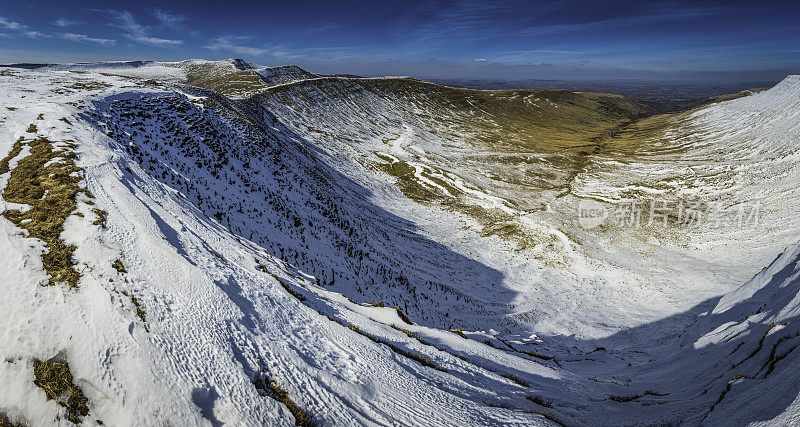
[1,61,799,425]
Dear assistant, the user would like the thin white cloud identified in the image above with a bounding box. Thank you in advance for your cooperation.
[105,10,183,48]
[206,36,269,56]
[0,31,51,39]
[154,9,186,30]
[107,10,146,36]
[0,17,49,39]
[204,37,358,61]
[60,33,115,46]
[0,17,26,31]
[474,58,488,63]
[53,18,83,27]
[126,34,183,47]
[22,31,50,39]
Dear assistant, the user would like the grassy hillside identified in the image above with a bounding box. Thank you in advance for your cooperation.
[177,61,321,98]
[360,78,653,152]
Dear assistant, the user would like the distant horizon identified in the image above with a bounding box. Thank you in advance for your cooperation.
[2,0,799,84]
[1,58,788,89]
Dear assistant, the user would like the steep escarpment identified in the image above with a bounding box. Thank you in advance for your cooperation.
[86,85,516,335]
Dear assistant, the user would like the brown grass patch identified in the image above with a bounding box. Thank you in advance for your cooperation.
[91,208,107,227]
[0,137,24,174]
[271,273,306,301]
[120,290,146,324]
[112,259,127,274]
[449,329,467,339]
[68,81,112,91]
[501,373,530,387]
[526,395,553,408]
[33,357,89,424]
[522,350,554,361]
[253,374,315,426]
[2,137,89,287]
[390,324,418,339]
[254,258,269,273]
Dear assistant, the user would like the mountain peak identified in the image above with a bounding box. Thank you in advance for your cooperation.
[228,58,254,70]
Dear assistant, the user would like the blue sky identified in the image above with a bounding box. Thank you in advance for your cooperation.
[1,0,799,82]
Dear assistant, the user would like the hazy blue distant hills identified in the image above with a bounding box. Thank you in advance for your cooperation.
[427,78,778,102]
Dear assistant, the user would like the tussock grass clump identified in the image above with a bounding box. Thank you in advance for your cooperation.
[609,392,649,402]
[390,324,418,339]
[2,137,89,287]
[609,389,667,402]
[393,307,413,325]
[449,329,467,339]
[67,81,111,91]
[347,323,445,371]
[120,291,146,324]
[368,302,412,324]
[380,339,443,371]
[608,394,639,402]
[526,395,553,408]
[253,374,314,427]
[112,259,127,274]
[766,322,786,333]
[389,324,437,348]
[271,273,306,301]
[33,357,89,424]
[254,259,307,301]
[254,258,269,273]
[0,412,23,427]
[91,208,107,227]
[501,373,529,387]
[522,350,554,361]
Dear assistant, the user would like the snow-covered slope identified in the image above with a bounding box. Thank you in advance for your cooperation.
[249,72,774,337]
[1,61,800,426]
